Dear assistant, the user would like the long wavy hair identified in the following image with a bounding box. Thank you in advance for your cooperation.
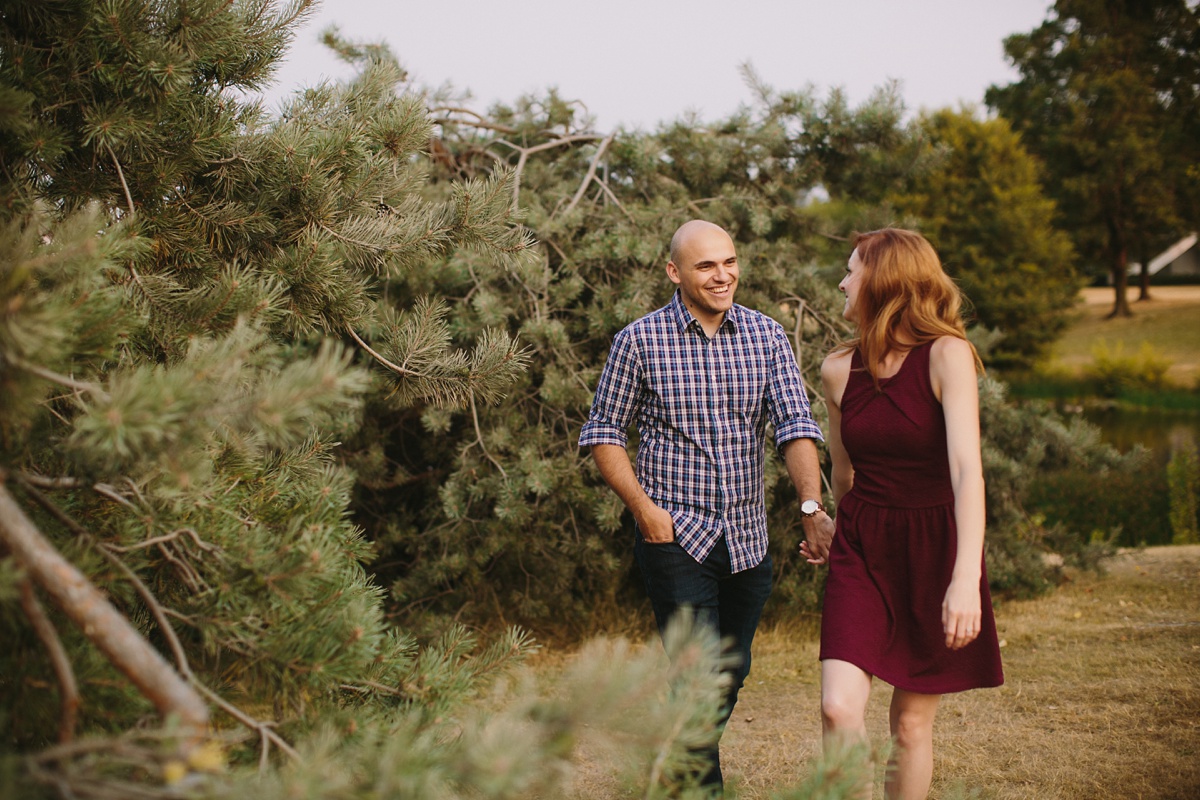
[837,228,982,386]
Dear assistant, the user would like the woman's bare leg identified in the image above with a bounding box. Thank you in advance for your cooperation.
[884,688,941,800]
[821,659,874,797]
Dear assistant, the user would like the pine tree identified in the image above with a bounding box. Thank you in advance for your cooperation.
[0,0,542,793]
[0,5,819,799]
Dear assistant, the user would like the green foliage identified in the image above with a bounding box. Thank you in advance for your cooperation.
[341,61,1132,631]
[0,5,1149,797]
[1025,461,1172,548]
[0,0,535,763]
[1082,341,1173,397]
[890,108,1081,368]
[353,71,928,634]
[1167,435,1200,544]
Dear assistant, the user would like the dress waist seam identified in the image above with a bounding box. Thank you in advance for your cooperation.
[841,491,954,511]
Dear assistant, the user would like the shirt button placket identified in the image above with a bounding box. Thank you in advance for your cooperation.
[707,328,726,542]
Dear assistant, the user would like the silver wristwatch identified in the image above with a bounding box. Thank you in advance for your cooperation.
[800,499,825,517]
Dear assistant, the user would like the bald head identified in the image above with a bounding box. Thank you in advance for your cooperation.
[670,220,730,266]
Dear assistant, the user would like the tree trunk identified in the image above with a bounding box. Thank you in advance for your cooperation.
[1109,246,1133,317]
[1138,245,1153,301]
[0,482,209,734]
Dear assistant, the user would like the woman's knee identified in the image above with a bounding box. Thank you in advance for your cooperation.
[890,699,938,748]
[820,660,871,733]
[821,690,867,732]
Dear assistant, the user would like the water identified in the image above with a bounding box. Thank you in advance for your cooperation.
[1081,408,1200,465]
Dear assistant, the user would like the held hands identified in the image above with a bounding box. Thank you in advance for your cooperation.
[798,511,835,565]
[942,576,983,650]
[635,502,676,544]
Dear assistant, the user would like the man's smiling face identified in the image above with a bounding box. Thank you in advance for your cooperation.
[667,225,739,329]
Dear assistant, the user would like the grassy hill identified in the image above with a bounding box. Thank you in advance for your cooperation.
[1045,285,1200,387]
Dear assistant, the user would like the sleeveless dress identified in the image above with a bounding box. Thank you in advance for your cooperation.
[819,342,1004,693]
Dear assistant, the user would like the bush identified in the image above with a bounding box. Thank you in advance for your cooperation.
[1025,457,1173,547]
[1084,342,1173,397]
[1167,434,1200,544]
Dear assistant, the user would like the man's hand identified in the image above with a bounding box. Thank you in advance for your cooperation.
[635,502,675,543]
[798,511,835,564]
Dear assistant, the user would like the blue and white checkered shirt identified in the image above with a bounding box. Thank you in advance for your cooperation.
[579,291,823,572]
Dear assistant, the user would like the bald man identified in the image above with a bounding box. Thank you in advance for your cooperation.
[579,220,834,794]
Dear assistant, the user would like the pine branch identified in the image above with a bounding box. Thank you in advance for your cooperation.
[430,106,519,134]
[348,327,420,378]
[18,577,79,744]
[563,134,614,215]
[12,474,301,766]
[491,134,606,208]
[468,393,507,478]
[105,143,135,217]
[0,477,209,735]
[8,356,111,401]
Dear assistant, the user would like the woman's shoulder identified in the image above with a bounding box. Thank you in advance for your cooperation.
[822,346,855,381]
[929,335,974,364]
[928,336,979,399]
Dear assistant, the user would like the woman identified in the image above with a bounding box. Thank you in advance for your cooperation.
[801,229,1004,799]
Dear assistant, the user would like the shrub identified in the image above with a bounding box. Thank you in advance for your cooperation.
[1167,434,1200,544]
[1083,342,1173,397]
[1025,456,1172,547]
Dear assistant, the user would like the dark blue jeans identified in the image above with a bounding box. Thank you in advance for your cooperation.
[634,534,773,794]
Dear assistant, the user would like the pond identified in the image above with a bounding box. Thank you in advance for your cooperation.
[1081,407,1200,465]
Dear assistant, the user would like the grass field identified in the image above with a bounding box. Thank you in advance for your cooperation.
[1046,286,1200,386]
[550,546,1200,799]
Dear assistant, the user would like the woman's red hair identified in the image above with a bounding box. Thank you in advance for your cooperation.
[839,228,982,386]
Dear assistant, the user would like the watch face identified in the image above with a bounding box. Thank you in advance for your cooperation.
[801,500,820,515]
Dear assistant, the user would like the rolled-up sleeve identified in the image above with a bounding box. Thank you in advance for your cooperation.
[579,328,642,448]
[764,326,823,448]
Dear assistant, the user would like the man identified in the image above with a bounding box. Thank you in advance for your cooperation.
[579,219,835,793]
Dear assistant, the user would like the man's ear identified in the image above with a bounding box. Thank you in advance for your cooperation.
[665,261,682,286]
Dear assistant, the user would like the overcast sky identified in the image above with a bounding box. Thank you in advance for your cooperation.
[259,0,1054,130]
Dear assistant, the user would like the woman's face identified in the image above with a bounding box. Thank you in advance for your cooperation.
[839,248,865,322]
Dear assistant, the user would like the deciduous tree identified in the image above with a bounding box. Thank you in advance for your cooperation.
[986,0,1200,316]
[890,108,1081,368]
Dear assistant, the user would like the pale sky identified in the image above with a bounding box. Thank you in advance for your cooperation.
[260,0,1055,130]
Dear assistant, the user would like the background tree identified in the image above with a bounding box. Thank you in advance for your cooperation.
[986,0,1200,317]
[890,107,1081,369]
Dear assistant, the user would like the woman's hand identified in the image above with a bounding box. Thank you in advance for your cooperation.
[942,576,982,650]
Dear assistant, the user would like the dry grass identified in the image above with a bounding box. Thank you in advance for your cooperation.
[547,545,1200,799]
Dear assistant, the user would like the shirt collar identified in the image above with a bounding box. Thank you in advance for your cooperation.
[667,290,740,336]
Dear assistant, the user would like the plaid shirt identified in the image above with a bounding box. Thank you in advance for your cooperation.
[579,291,823,572]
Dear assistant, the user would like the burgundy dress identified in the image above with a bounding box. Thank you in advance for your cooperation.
[819,342,1004,693]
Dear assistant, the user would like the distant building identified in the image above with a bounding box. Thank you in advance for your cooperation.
[1129,233,1199,279]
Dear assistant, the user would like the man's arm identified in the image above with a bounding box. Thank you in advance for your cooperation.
[590,444,675,543]
[783,437,835,562]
